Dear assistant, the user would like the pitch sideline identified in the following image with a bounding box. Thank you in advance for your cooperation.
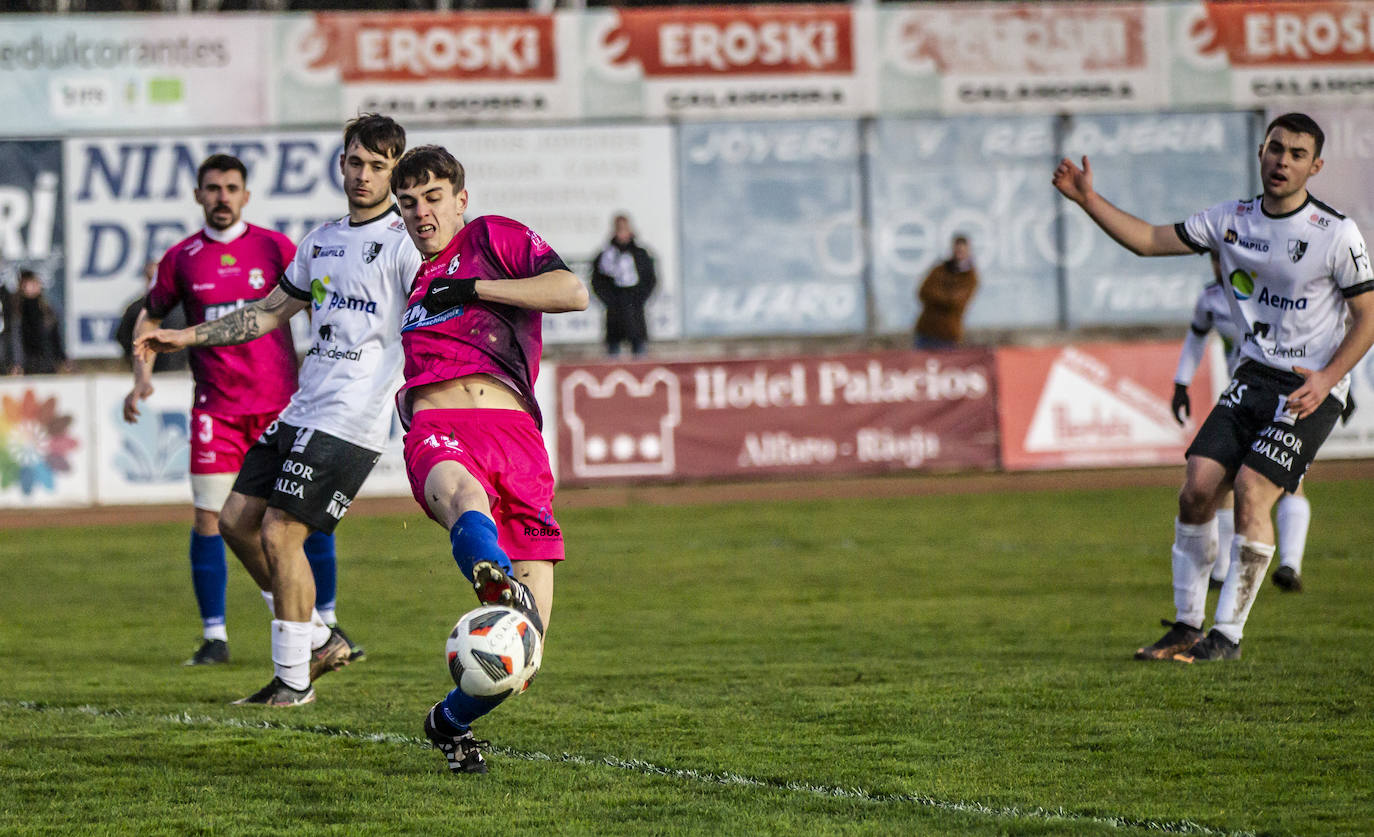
[6,700,1248,836]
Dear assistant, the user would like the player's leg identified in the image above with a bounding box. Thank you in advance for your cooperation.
[1210,492,1236,588]
[302,530,364,659]
[511,560,555,632]
[233,427,377,706]
[219,491,272,591]
[184,483,232,666]
[1181,393,1341,662]
[1272,486,1311,592]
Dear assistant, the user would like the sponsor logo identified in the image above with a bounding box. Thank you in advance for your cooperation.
[191,282,215,291]
[363,241,382,263]
[1352,244,1373,278]
[1224,229,1269,253]
[1287,239,1307,263]
[1256,286,1308,311]
[220,254,236,266]
[523,525,562,538]
[1265,343,1308,358]
[1235,203,1251,216]
[312,244,346,258]
[1228,269,1255,300]
[204,298,249,320]
[401,300,462,331]
[274,477,306,499]
[311,276,331,306]
[249,267,266,289]
[326,490,352,519]
[1218,380,1247,409]
[280,460,316,481]
[528,229,549,252]
[599,9,853,76]
[1309,213,1331,229]
[326,291,378,314]
[305,344,364,361]
[291,427,313,454]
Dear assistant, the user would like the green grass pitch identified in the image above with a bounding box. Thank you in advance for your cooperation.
[3,479,1372,835]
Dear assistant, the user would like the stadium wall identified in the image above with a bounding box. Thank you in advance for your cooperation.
[7,338,1374,509]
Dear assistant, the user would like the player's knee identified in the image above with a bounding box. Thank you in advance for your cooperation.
[1177,485,1214,522]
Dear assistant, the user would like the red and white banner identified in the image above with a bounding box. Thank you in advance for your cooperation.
[878,3,1168,113]
[1178,1,1374,106]
[555,349,998,484]
[580,6,869,119]
[996,341,1213,470]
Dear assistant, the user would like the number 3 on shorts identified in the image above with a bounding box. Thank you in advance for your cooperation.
[198,413,214,444]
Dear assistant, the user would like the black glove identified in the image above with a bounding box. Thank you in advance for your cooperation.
[423,277,478,314]
[1171,383,1190,425]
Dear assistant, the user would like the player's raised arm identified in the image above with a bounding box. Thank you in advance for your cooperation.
[1053,155,1194,257]
[135,284,307,362]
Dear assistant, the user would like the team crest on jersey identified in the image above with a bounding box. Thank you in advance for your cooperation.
[446,254,461,275]
[1288,240,1307,263]
[249,268,266,289]
[363,241,382,263]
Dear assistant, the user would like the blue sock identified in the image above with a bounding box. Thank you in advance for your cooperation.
[304,531,337,614]
[449,511,512,583]
[189,531,227,629]
[438,686,506,732]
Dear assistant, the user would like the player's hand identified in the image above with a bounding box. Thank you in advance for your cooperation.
[134,328,191,364]
[1287,366,1335,420]
[1171,383,1191,425]
[1052,156,1094,205]
[122,380,154,423]
[423,276,479,314]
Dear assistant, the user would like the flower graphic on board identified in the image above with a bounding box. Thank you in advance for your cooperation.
[0,390,79,495]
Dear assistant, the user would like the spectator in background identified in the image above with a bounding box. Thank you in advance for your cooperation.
[117,260,188,373]
[914,234,978,350]
[590,213,656,357]
[8,269,71,375]
[0,277,11,371]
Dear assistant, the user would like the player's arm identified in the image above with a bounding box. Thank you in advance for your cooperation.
[426,269,590,315]
[1172,326,1210,425]
[136,286,307,359]
[1053,156,1194,257]
[122,308,162,423]
[1288,291,1374,420]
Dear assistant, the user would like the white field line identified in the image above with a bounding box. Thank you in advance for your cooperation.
[6,701,1250,836]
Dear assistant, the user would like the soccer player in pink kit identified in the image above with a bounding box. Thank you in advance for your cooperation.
[389,145,588,774]
[123,154,346,666]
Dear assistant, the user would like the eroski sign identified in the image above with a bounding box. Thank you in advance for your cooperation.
[64,132,347,358]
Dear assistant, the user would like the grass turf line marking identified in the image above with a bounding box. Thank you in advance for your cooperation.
[6,701,1249,836]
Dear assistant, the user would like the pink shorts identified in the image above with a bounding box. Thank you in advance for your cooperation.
[190,408,280,475]
[404,408,564,563]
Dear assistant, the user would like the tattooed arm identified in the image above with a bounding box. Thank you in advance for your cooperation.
[134,286,308,362]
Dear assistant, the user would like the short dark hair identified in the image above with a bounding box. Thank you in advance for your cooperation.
[18,268,40,284]
[197,154,248,189]
[343,113,406,160]
[391,145,465,194]
[952,234,969,246]
[1265,113,1325,157]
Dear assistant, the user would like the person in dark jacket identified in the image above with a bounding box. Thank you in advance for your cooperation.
[8,269,71,375]
[914,234,978,350]
[117,260,189,373]
[590,213,657,357]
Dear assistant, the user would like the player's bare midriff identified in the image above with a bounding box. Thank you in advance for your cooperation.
[410,374,527,414]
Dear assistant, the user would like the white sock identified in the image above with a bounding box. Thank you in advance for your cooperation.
[1172,518,1214,629]
[203,623,228,643]
[261,590,275,614]
[310,610,332,649]
[1213,538,1276,643]
[1276,494,1311,573]
[1211,508,1235,582]
[317,607,337,627]
[271,620,314,691]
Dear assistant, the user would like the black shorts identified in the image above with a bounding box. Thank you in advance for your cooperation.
[1187,361,1343,493]
[234,421,381,534]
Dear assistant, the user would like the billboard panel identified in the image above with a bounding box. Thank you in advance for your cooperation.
[678,120,864,337]
[1061,111,1255,327]
[996,341,1211,470]
[0,140,65,315]
[870,116,1061,334]
[556,349,998,484]
[0,377,93,508]
[0,15,270,135]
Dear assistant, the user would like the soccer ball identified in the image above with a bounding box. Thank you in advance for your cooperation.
[445,605,543,699]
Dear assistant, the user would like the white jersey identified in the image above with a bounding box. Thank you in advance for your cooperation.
[277,206,422,451]
[1177,195,1374,394]
[1179,281,1244,380]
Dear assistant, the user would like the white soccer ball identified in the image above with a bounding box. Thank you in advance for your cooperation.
[445,605,543,699]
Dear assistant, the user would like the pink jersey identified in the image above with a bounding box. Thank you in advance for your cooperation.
[148,223,298,415]
[399,215,568,429]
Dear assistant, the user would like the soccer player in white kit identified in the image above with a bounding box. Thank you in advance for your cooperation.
[1054,113,1374,662]
[1172,252,1317,592]
[139,115,422,704]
